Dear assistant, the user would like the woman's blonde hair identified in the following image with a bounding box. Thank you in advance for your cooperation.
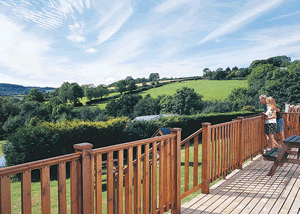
[266,97,276,108]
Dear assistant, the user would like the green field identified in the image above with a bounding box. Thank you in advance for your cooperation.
[81,80,247,109]
[139,80,247,100]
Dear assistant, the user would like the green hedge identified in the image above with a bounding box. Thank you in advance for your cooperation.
[3,110,262,166]
[3,117,130,166]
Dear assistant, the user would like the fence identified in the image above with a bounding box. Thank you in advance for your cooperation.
[0,113,299,213]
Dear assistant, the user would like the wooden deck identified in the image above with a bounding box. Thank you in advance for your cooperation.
[180,154,300,214]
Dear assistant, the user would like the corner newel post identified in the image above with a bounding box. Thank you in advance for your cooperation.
[201,123,211,194]
[170,128,182,214]
[73,143,93,214]
[237,117,244,169]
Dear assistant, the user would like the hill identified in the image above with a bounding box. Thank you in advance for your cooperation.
[0,83,56,96]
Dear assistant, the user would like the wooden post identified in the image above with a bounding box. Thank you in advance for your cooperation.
[201,123,211,194]
[259,113,265,154]
[170,128,181,214]
[73,143,93,214]
[237,117,244,169]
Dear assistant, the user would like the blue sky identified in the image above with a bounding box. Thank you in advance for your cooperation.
[0,0,300,87]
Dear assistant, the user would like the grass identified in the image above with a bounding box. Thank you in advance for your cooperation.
[139,80,247,101]
[78,80,247,109]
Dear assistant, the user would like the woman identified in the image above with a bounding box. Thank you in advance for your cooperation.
[264,97,281,150]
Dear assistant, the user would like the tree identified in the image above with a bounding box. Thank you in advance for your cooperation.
[69,83,84,105]
[25,88,45,102]
[59,82,71,103]
[127,79,137,92]
[125,76,134,84]
[214,68,226,80]
[160,87,204,115]
[149,73,160,82]
[203,68,212,79]
[96,84,109,99]
[133,95,161,116]
[228,87,252,111]
[83,84,96,101]
[115,80,127,95]
[105,94,142,117]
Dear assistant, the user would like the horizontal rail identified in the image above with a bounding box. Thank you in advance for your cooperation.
[210,120,240,129]
[92,133,176,155]
[243,115,263,121]
[181,128,202,145]
[0,153,81,176]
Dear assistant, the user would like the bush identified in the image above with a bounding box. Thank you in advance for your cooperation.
[4,117,130,166]
[242,105,256,112]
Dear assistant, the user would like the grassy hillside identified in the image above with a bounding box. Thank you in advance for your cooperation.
[140,80,247,100]
[80,80,247,109]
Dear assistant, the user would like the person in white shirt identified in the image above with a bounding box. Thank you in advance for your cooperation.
[264,97,281,150]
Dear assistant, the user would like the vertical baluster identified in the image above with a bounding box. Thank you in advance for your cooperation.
[152,142,157,214]
[159,141,165,213]
[41,166,51,214]
[211,128,215,182]
[58,162,67,214]
[107,152,114,213]
[217,127,221,178]
[22,170,31,214]
[184,140,189,192]
[70,160,79,214]
[166,139,171,210]
[95,154,102,214]
[143,144,150,214]
[193,135,199,187]
[126,147,133,214]
[136,146,142,214]
[0,175,11,214]
[118,150,123,214]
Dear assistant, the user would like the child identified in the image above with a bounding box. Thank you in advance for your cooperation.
[264,97,281,150]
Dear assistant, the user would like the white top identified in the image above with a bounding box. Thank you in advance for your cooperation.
[265,107,276,124]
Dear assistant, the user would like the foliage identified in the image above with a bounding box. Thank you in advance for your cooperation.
[115,80,127,95]
[133,94,161,117]
[159,87,204,115]
[105,94,142,118]
[201,99,234,114]
[72,107,108,121]
[149,73,160,82]
[127,79,137,92]
[96,84,109,99]
[83,84,97,101]
[25,88,45,102]
[58,82,84,104]
[228,87,252,111]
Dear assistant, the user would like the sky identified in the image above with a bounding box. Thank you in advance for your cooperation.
[0,0,300,87]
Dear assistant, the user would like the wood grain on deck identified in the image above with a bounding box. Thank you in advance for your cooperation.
[180,154,300,214]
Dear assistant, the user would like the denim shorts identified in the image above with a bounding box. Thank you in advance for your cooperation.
[276,118,284,133]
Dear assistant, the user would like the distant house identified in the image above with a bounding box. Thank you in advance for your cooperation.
[131,114,178,122]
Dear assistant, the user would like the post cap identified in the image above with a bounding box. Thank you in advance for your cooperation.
[73,143,93,150]
[201,122,211,126]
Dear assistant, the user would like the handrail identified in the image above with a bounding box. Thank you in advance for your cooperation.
[181,128,202,145]
[0,153,81,176]
[92,133,176,155]
[210,120,240,129]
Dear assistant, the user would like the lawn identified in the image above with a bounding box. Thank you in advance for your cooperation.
[8,142,226,213]
[79,80,247,109]
[139,80,247,100]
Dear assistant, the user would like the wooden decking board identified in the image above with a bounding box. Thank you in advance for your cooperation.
[240,163,295,214]
[181,154,300,214]
[203,162,273,214]
[181,157,265,213]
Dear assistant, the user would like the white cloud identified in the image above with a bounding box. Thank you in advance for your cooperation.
[198,0,285,45]
[96,1,134,45]
[154,0,195,13]
[67,21,86,42]
[267,10,300,21]
[85,48,98,53]
[106,77,115,82]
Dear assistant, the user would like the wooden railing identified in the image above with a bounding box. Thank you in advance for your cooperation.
[0,113,299,213]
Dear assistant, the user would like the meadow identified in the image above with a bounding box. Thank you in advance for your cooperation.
[82,80,247,109]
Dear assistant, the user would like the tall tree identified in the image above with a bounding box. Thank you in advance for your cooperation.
[83,84,96,101]
[115,80,127,95]
[149,73,160,82]
[96,84,109,99]
[25,88,45,102]
[127,79,137,92]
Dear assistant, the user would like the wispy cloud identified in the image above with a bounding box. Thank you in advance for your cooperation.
[95,1,134,45]
[67,21,86,42]
[154,0,195,13]
[0,0,91,30]
[198,0,285,45]
[268,10,300,21]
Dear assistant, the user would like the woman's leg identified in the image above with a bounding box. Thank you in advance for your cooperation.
[269,133,281,148]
